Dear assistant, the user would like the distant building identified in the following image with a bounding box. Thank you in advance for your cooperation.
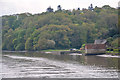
[85,44,106,54]
[85,39,107,55]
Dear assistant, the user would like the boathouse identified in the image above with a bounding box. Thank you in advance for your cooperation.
[85,39,107,54]
[85,44,106,54]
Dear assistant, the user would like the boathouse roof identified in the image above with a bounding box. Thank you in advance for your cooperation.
[94,39,107,44]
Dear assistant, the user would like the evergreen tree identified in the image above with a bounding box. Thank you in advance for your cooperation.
[77,8,80,10]
[47,6,54,12]
[88,4,94,11]
[57,5,62,11]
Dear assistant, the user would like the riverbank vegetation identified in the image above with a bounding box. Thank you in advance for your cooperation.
[2,5,119,51]
[106,48,120,55]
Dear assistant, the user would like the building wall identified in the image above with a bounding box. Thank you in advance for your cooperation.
[85,49,106,54]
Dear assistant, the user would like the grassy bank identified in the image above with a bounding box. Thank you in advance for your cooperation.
[106,48,120,55]
[106,51,120,55]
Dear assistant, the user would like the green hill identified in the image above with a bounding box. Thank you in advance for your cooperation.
[2,5,119,51]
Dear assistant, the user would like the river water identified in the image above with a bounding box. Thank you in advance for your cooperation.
[1,52,120,78]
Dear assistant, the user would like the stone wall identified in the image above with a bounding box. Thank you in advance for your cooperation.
[85,49,106,54]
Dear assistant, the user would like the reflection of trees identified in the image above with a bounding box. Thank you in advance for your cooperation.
[83,56,108,66]
[107,58,119,69]
[4,52,119,69]
[83,56,119,69]
[23,52,120,69]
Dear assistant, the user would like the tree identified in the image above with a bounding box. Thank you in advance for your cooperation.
[57,5,62,11]
[88,4,94,11]
[111,38,119,48]
[34,38,47,50]
[77,8,80,10]
[6,35,15,51]
[15,43,25,51]
[102,5,112,9]
[2,6,118,51]
[25,38,33,51]
[38,24,71,49]
[46,40,55,49]
[47,6,54,12]
[94,6,101,13]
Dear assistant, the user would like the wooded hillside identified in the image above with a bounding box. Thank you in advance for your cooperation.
[2,5,119,51]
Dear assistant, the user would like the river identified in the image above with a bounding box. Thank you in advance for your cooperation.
[1,52,120,78]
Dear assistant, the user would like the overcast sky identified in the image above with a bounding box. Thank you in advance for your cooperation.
[0,0,119,16]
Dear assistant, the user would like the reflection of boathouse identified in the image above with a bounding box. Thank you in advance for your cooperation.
[85,40,107,55]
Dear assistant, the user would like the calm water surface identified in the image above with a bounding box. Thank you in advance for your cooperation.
[1,52,120,78]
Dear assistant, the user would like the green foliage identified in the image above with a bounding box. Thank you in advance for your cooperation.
[111,38,119,48]
[15,43,25,51]
[81,44,85,49]
[34,38,55,50]
[2,5,119,51]
[25,38,33,51]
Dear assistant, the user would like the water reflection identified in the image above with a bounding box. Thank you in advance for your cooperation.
[2,52,120,78]
[3,52,120,69]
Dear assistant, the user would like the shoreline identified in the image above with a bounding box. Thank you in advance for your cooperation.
[2,50,120,56]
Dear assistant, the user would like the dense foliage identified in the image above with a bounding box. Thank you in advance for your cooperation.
[2,5,119,51]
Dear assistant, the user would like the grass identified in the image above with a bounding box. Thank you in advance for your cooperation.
[106,51,119,54]
[106,50,120,56]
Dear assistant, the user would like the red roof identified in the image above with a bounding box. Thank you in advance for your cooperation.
[85,44,106,49]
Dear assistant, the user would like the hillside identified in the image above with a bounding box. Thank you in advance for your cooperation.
[2,5,119,51]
